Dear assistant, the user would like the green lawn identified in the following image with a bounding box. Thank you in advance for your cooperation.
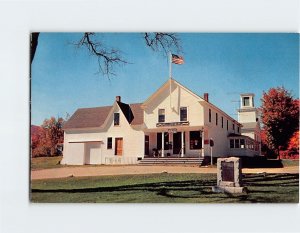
[31,173,299,203]
[31,156,63,170]
[281,159,299,167]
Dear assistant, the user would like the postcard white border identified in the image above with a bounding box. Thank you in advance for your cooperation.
[0,0,299,233]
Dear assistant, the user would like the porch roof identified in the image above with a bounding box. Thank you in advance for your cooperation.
[227,133,254,141]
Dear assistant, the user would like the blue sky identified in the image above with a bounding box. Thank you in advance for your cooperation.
[31,33,299,125]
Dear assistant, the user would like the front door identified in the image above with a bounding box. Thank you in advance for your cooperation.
[115,138,123,155]
[173,132,181,154]
[173,132,185,155]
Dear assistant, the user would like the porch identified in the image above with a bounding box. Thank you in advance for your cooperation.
[144,126,205,158]
[227,133,260,157]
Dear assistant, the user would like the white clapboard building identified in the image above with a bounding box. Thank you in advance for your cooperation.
[61,79,261,165]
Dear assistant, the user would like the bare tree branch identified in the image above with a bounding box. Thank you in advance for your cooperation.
[144,32,182,55]
[74,33,128,78]
[30,32,40,64]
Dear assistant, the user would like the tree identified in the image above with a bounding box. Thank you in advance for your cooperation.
[287,131,299,157]
[260,87,299,159]
[30,32,181,77]
[31,125,44,157]
[31,117,64,157]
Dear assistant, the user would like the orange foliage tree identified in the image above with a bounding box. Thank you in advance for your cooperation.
[287,131,299,157]
[260,87,299,159]
[31,117,64,157]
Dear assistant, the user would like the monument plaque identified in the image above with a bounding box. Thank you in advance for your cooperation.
[221,161,234,182]
[212,157,247,194]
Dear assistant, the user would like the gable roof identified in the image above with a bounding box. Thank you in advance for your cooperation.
[63,106,112,129]
[142,79,205,107]
[130,103,144,125]
[63,103,143,130]
[142,78,241,126]
[117,102,134,124]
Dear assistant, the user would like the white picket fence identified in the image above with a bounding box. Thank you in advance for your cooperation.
[104,156,138,165]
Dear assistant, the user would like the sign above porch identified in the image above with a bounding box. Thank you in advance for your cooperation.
[156,121,189,127]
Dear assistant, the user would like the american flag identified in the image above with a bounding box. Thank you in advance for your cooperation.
[172,54,184,64]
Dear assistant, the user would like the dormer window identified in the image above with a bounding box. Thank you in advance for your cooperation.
[158,109,165,123]
[114,113,120,126]
[180,107,187,121]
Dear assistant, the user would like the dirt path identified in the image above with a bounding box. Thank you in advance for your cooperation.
[31,165,299,180]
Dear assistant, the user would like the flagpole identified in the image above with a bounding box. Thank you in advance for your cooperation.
[169,52,172,108]
[169,52,172,79]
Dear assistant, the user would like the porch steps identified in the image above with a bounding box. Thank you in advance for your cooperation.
[138,157,204,165]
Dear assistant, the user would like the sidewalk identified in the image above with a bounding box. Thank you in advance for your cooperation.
[31,165,299,180]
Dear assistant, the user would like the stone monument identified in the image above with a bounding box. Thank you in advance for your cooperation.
[212,157,247,194]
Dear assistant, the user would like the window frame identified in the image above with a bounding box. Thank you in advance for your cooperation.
[189,131,202,150]
[114,113,120,126]
[230,139,234,148]
[107,137,112,149]
[158,109,165,123]
[180,107,188,122]
[243,96,250,106]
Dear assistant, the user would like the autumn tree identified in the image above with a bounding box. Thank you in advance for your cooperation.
[31,125,45,157]
[287,131,299,157]
[31,117,64,157]
[30,32,181,77]
[260,87,299,159]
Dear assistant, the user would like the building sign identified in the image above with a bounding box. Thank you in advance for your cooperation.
[156,121,189,127]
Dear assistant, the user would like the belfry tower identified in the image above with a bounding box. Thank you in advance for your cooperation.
[237,93,261,154]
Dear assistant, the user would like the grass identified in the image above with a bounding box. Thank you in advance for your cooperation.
[281,159,299,167]
[31,173,299,203]
[31,156,63,170]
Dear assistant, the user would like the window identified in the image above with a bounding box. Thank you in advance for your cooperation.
[114,113,120,126]
[230,139,234,148]
[227,120,229,130]
[243,97,250,106]
[180,107,187,121]
[216,113,218,125]
[235,139,240,148]
[232,123,235,131]
[237,126,240,133]
[107,137,112,149]
[209,109,211,122]
[221,117,224,128]
[158,109,165,122]
[190,131,202,150]
[240,139,245,148]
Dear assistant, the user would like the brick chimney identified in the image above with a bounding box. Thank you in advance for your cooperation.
[116,96,121,102]
[204,93,209,102]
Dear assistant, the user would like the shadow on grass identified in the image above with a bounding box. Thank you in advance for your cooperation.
[243,173,299,186]
[31,173,299,203]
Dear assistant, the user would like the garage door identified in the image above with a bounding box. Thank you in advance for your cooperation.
[85,142,102,164]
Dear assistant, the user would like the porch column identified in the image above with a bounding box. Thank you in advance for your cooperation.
[181,131,184,157]
[201,130,204,157]
[161,132,164,157]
